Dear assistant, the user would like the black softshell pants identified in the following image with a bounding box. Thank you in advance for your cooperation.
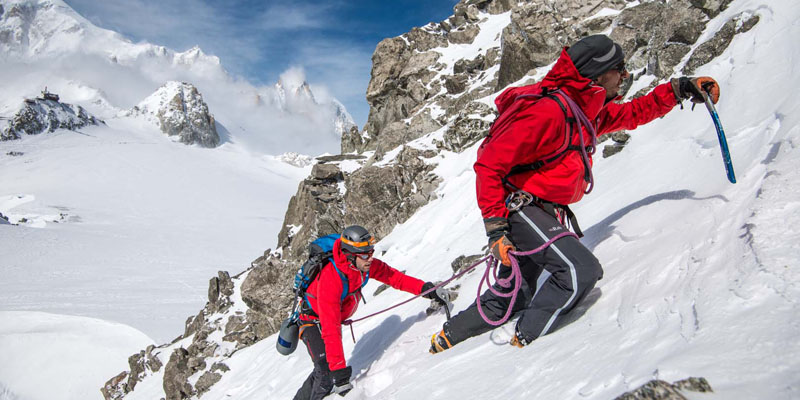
[444,204,603,344]
[293,323,333,400]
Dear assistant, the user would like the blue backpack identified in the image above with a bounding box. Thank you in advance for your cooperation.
[292,234,370,304]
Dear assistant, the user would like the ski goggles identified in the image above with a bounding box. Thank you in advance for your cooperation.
[348,250,374,260]
[344,250,375,261]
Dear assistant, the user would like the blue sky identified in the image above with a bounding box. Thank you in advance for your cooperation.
[63,0,460,127]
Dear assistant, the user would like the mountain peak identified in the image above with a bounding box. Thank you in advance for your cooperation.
[132,81,220,148]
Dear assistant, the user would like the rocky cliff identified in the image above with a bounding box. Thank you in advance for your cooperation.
[1,95,103,140]
[130,81,220,148]
[105,0,760,398]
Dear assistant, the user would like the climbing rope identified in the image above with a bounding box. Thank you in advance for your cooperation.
[341,231,577,341]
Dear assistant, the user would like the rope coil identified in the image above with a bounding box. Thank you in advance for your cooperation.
[341,231,577,341]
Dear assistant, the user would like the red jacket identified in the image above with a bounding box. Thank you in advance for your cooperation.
[475,48,678,218]
[300,238,425,371]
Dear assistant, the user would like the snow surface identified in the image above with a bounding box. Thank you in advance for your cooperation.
[0,311,152,400]
[2,0,799,399]
[0,119,311,343]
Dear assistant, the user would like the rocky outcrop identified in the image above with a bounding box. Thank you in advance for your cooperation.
[611,1,706,85]
[277,147,441,263]
[683,12,760,75]
[614,377,713,399]
[497,1,625,90]
[131,81,219,148]
[1,97,103,140]
[102,266,285,400]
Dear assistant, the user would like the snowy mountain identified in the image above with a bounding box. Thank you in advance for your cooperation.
[0,0,352,155]
[2,0,800,400]
[1,90,103,140]
[131,81,220,148]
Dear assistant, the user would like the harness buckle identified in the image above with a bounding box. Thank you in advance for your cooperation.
[505,191,534,212]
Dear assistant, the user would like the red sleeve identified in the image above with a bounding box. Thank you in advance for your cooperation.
[474,100,567,219]
[315,264,347,371]
[597,82,677,135]
[368,259,426,295]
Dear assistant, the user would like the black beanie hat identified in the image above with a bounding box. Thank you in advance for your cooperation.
[567,35,625,80]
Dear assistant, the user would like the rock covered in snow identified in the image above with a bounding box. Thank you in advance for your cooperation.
[272,74,358,142]
[102,267,283,400]
[276,146,441,263]
[131,81,220,148]
[1,95,103,140]
[614,377,713,399]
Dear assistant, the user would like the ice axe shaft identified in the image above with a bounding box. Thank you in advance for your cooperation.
[703,89,736,184]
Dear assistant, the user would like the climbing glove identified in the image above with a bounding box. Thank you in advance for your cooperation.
[331,366,353,396]
[484,217,515,266]
[421,282,450,305]
[671,76,719,104]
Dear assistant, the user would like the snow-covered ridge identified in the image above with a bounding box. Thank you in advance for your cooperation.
[131,81,219,147]
[0,0,225,77]
[0,0,354,156]
[1,90,103,140]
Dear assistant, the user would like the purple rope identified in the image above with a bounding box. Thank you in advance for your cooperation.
[340,231,578,337]
[343,254,491,326]
[476,231,578,326]
[552,89,598,194]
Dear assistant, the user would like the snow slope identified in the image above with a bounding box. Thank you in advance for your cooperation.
[0,119,311,343]
[0,311,152,400]
[175,1,797,399]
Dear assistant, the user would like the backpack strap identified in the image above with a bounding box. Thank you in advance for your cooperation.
[500,90,593,191]
[331,260,370,302]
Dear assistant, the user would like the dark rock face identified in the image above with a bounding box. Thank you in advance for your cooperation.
[611,1,706,82]
[497,1,629,90]
[1,98,103,140]
[435,102,495,152]
[277,146,441,264]
[162,348,195,400]
[684,12,760,75]
[614,377,713,399]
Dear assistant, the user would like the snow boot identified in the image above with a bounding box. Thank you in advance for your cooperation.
[429,330,455,354]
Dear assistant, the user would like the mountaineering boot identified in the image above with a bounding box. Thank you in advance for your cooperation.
[510,327,533,348]
[510,334,525,348]
[429,330,454,354]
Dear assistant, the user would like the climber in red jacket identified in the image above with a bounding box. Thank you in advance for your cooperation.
[294,225,447,400]
[430,34,720,353]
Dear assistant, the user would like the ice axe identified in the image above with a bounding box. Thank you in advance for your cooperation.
[702,85,736,184]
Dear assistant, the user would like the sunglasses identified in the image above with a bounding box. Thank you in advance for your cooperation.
[613,62,627,74]
[347,250,374,260]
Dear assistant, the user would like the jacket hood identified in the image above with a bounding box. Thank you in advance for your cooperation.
[494,48,608,120]
[332,238,362,279]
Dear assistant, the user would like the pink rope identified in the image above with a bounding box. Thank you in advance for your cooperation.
[475,231,578,326]
[341,230,578,340]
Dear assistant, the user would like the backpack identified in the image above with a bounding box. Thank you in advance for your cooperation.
[293,233,339,297]
[292,233,370,312]
[478,87,594,192]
